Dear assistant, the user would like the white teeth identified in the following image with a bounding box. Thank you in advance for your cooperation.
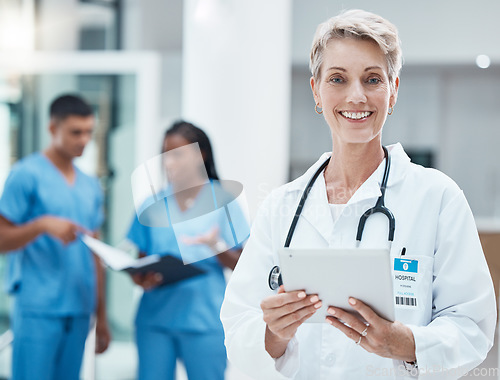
[341,111,371,120]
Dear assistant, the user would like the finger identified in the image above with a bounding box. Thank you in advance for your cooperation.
[326,306,367,335]
[153,273,163,284]
[261,289,308,310]
[262,293,320,320]
[132,273,144,282]
[141,272,164,288]
[144,272,159,282]
[274,300,322,328]
[325,315,361,343]
[75,224,92,236]
[182,237,204,246]
[264,295,321,331]
[132,274,148,287]
[203,226,219,243]
[63,229,77,243]
[97,339,109,354]
[68,222,80,234]
[180,235,194,244]
[348,298,382,327]
[142,273,156,289]
[272,306,319,339]
[209,226,220,239]
[95,339,107,354]
[102,336,110,352]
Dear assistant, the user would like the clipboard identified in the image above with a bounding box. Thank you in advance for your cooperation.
[82,235,205,286]
[278,248,394,323]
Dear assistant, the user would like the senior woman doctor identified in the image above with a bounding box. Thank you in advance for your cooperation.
[220,9,496,380]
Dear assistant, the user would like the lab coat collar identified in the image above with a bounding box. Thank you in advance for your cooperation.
[286,143,410,196]
[284,143,410,244]
[347,143,411,205]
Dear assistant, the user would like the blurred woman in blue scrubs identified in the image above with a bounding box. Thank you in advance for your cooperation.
[126,121,247,380]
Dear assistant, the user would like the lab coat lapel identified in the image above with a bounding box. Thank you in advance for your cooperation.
[346,143,410,205]
[285,144,410,247]
[300,172,335,245]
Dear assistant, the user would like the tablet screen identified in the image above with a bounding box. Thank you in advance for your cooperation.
[278,248,395,323]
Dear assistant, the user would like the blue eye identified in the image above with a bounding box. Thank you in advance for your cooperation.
[368,77,381,84]
[330,77,343,84]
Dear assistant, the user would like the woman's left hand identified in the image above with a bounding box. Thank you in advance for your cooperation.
[326,297,416,362]
[181,227,220,249]
[181,226,241,269]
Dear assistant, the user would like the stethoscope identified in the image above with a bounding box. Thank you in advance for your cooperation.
[268,146,396,290]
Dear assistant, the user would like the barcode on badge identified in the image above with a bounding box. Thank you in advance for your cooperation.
[395,296,417,307]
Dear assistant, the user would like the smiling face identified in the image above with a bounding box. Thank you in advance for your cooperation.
[311,38,399,148]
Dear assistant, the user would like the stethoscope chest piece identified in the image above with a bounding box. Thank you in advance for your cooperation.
[268,265,282,290]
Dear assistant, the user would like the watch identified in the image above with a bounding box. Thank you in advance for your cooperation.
[212,240,229,253]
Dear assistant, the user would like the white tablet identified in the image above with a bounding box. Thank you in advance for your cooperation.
[278,248,395,323]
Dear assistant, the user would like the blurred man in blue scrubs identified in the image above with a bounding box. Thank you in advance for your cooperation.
[0,94,110,380]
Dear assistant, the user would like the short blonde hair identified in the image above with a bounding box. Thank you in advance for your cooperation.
[310,9,402,87]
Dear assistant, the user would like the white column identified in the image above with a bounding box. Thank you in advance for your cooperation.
[37,0,79,50]
[183,0,292,217]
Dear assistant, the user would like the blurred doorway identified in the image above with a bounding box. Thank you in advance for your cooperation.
[0,51,161,379]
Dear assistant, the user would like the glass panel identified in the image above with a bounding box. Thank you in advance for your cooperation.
[0,73,23,378]
[78,0,121,50]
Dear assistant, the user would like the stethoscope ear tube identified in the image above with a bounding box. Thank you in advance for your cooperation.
[283,158,331,249]
[271,159,330,290]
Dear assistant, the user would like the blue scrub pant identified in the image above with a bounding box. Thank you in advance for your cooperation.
[136,326,227,380]
[11,313,91,380]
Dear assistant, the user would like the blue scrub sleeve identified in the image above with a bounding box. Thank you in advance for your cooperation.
[0,165,35,224]
[220,201,249,250]
[91,178,105,231]
[126,215,150,253]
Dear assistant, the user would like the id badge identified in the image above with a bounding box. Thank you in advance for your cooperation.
[393,258,419,309]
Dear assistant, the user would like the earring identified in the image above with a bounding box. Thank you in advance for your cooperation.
[315,103,323,115]
[388,106,394,115]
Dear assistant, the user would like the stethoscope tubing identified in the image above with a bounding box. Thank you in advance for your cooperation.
[356,146,395,242]
[269,146,395,290]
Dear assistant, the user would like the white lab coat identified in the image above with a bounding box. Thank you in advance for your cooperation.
[220,143,496,380]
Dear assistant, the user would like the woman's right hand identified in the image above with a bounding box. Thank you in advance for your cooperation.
[131,272,163,291]
[260,285,322,358]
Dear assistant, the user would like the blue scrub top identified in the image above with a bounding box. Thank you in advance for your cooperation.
[127,180,249,332]
[0,153,104,316]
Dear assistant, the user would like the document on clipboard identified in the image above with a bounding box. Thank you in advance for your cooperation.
[82,235,206,286]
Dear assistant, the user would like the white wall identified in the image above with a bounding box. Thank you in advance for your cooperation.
[440,66,500,216]
[292,0,500,65]
[122,0,182,51]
